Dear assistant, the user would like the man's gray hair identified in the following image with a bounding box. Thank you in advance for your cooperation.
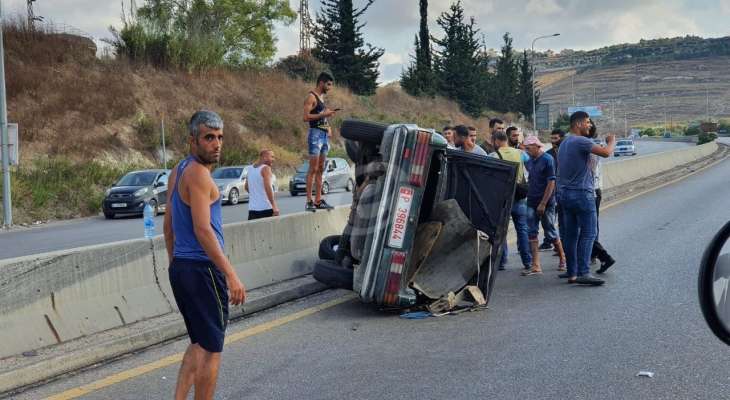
[189,110,224,137]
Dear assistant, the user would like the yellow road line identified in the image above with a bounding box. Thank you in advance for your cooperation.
[44,294,355,400]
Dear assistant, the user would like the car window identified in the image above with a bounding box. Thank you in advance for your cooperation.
[116,171,157,186]
[212,168,243,179]
[617,140,633,146]
[157,173,169,186]
[330,160,337,169]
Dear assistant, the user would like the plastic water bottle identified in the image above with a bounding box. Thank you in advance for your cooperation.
[143,202,155,239]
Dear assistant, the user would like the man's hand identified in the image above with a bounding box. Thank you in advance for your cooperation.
[605,134,616,145]
[322,108,337,118]
[273,207,280,216]
[537,203,546,216]
[227,273,246,305]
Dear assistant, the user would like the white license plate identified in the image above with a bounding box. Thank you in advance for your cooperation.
[111,203,127,208]
[388,187,414,249]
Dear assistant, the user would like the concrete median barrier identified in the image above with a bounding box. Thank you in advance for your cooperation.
[603,142,717,189]
[0,208,349,361]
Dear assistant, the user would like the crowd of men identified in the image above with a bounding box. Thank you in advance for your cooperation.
[158,73,621,398]
[443,111,617,286]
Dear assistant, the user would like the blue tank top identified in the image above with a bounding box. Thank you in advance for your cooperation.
[172,156,225,261]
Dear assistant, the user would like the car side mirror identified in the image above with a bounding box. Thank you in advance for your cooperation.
[699,220,730,345]
[155,181,164,188]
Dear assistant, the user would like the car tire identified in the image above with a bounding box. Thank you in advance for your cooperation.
[341,119,388,144]
[318,235,341,260]
[290,191,298,197]
[313,259,353,290]
[149,198,159,216]
[321,181,330,195]
[229,188,239,205]
[104,211,115,219]
[345,179,354,192]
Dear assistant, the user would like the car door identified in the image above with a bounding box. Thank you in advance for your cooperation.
[337,159,350,188]
[155,172,169,209]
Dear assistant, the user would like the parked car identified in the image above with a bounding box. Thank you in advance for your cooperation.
[103,169,170,219]
[312,120,517,308]
[213,165,278,205]
[289,158,354,196]
[614,139,637,156]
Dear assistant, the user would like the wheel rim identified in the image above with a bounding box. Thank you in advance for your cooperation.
[347,180,353,191]
[150,200,158,216]
[230,189,239,205]
[322,182,329,194]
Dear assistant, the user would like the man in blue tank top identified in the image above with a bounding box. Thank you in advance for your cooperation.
[303,72,337,212]
[163,110,246,400]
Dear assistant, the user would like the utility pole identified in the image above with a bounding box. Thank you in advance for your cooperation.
[571,75,575,105]
[624,112,628,137]
[706,85,711,122]
[1,0,12,227]
[161,117,167,169]
[26,0,42,30]
[299,0,313,55]
[531,33,560,134]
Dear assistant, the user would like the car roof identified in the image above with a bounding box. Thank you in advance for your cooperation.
[127,169,168,174]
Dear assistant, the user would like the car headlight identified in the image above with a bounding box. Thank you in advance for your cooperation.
[105,188,111,197]
[134,187,149,197]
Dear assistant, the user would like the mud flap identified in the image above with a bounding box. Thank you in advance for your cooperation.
[409,199,491,300]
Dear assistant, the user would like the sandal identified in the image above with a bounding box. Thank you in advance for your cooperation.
[557,264,567,272]
[521,269,543,276]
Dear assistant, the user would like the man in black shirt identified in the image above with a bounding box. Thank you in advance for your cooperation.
[303,72,337,211]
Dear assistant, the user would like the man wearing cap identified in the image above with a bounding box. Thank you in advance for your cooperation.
[164,110,246,400]
[522,135,567,276]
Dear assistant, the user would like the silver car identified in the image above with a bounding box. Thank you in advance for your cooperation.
[614,139,637,157]
[213,165,278,205]
[288,158,355,196]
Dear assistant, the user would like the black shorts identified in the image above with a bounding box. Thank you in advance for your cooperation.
[248,209,274,220]
[169,258,229,353]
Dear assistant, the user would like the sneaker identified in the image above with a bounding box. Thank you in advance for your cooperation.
[316,199,334,210]
[596,257,616,274]
[305,201,316,212]
[575,274,605,286]
[539,243,553,251]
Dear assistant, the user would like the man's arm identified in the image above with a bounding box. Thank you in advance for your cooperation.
[262,166,279,216]
[537,180,556,215]
[591,134,616,158]
[163,167,177,261]
[187,166,246,305]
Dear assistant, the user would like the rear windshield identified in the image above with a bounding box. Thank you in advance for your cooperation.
[212,168,243,179]
[116,171,157,186]
[617,140,633,146]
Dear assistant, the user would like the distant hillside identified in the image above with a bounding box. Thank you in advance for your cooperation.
[538,57,730,129]
[535,35,730,70]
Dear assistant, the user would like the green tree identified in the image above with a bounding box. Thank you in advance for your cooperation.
[312,0,384,95]
[552,113,570,132]
[401,0,436,97]
[432,1,486,117]
[108,0,296,69]
[516,50,538,120]
[490,33,519,113]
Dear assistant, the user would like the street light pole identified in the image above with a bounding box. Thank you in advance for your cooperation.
[532,33,559,135]
[0,0,12,227]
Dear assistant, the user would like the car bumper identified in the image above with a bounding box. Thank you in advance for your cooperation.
[102,199,146,214]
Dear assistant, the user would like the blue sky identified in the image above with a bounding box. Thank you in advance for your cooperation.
[6,0,730,82]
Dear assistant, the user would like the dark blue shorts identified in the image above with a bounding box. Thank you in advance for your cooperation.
[169,258,229,353]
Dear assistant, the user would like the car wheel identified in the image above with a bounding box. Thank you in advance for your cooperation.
[614,154,619,157]
[318,235,341,260]
[149,199,159,216]
[104,211,115,219]
[229,188,239,205]
[321,181,330,195]
[313,259,353,290]
[345,139,361,163]
[341,119,388,144]
[345,179,354,192]
[290,191,298,197]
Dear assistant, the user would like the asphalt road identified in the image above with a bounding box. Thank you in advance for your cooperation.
[12,148,730,400]
[0,140,694,260]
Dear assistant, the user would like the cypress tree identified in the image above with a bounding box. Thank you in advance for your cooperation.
[491,33,519,113]
[517,50,538,119]
[401,0,436,97]
[312,0,384,95]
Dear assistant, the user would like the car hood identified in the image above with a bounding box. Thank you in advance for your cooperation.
[108,186,147,195]
[292,172,307,182]
[214,178,241,186]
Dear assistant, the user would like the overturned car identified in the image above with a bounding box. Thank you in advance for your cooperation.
[314,120,518,309]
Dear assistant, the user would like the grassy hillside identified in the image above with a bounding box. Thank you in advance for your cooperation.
[538,57,730,129]
[1,24,496,224]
